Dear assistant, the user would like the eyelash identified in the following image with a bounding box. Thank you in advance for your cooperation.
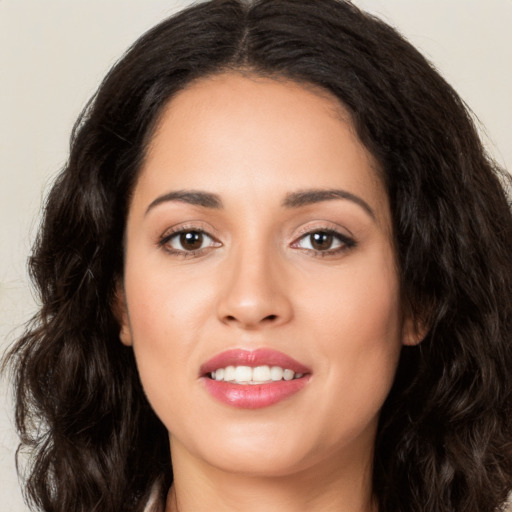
[292,227,356,257]
[158,225,220,258]
[157,226,356,258]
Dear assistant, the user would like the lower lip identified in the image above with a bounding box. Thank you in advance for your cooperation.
[202,377,310,409]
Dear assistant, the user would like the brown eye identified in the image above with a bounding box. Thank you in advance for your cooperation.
[179,231,204,250]
[294,229,355,254]
[310,232,334,251]
[161,229,220,254]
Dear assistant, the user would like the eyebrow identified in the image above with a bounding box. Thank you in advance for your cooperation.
[282,189,375,219]
[145,190,223,215]
[145,187,375,220]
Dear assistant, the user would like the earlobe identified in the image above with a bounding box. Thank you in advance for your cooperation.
[113,283,133,347]
[402,332,424,347]
[401,315,428,346]
[119,320,133,347]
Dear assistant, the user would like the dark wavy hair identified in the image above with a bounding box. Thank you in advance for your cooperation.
[4,0,512,511]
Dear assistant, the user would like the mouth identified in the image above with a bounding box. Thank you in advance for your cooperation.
[200,348,311,409]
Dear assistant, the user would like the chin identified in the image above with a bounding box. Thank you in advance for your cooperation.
[205,444,313,478]
[181,419,359,479]
[171,420,316,477]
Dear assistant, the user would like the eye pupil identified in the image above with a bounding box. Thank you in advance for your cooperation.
[180,231,203,250]
[311,232,333,251]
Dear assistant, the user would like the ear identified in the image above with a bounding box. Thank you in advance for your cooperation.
[113,283,133,347]
[401,313,428,347]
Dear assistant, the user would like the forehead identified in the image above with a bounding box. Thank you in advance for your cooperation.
[148,72,355,156]
[135,72,389,226]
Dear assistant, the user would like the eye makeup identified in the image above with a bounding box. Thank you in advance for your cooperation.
[156,222,357,260]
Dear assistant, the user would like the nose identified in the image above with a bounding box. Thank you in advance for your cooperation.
[216,247,293,330]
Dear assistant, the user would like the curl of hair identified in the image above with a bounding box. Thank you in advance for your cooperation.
[4,1,512,511]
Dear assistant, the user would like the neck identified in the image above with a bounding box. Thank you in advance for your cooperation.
[165,438,377,512]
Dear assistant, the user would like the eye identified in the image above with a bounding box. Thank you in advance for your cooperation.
[159,229,220,255]
[293,229,355,255]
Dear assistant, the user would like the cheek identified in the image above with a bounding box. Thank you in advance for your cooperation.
[303,245,402,351]
[122,259,216,415]
[299,250,402,438]
[125,252,215,339]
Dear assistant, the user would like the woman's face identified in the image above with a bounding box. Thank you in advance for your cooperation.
[119,73,413,478]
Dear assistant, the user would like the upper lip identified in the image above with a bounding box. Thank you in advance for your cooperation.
[199,348,311,376]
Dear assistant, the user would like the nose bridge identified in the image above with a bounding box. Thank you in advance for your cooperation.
[216,235,292,328]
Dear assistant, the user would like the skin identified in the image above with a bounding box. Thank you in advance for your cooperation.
[117,73,418,512]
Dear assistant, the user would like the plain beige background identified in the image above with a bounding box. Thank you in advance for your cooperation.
[1,1,511,510]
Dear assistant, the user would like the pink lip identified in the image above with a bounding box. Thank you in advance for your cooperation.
[200,349,311,409]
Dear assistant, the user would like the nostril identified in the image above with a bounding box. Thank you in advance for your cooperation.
[224,313,278,324]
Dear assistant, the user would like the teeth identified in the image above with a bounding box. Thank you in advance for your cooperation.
[253,365,270,381]
[270,366,283,381]
[235,366,252,382]
[283,369,294,381]
[224,366,236,381]
[208,365,304,384]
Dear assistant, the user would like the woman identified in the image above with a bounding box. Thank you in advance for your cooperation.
[4,0,512,511]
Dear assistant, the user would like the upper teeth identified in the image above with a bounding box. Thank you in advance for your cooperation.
[210,365,304,384]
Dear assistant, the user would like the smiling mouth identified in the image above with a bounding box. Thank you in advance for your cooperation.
[208,365,305,385]
[200,348,311,408]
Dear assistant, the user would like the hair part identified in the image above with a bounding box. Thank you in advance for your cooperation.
[4,1,512,511]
